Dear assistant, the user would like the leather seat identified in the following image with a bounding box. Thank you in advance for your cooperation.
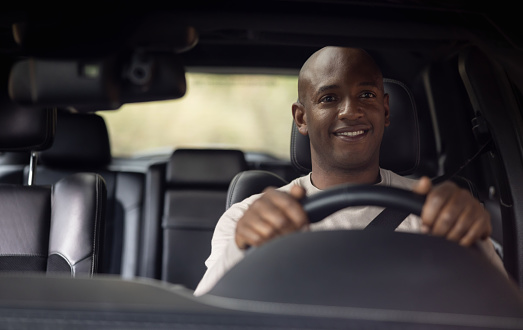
[33,111,145,277]
[156,148,248,289]
[227,78,427,208]
[0,102,106,276]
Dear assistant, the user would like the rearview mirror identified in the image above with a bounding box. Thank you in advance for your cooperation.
[8,51,186,112]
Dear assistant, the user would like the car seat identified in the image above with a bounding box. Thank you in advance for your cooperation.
[32,110,145,277]
[157,148,249,289]
[0,101,106,276]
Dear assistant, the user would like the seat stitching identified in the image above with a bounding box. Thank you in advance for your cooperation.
[90,175,101,277]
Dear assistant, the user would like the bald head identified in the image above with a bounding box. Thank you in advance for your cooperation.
[297,47,383,105]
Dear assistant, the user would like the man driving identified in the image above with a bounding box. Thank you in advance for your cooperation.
[194,47,504,296]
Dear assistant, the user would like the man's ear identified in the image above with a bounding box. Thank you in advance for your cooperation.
[383,93,391,127]
[292,101,308,135]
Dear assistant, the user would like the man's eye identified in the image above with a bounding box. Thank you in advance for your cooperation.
[320,95,336,103]
[360,92,376,98]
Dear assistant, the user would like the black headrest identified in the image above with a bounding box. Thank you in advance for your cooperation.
[0,58,55,152]
[0,99,55,152]
[166,149,248,188]
[291,78,420,176]
[39,111,111,168]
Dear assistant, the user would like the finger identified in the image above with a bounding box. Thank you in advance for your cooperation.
[458,207,492,246]
[459,213,491,247]
[236,213,284,248]
[430,188,469,237]
[235,186,308,249]
[413,177,437,231]
[420,224,430,234]
[289,184,307,199]
[412,176,432,195]
[262,186,308,229]
[235,199,280,249]
[235,210,262,249]
[235,222,264,249]
[420,181,456,229]
[249,194,301,235]
[445,203,476,242]
[237,196,289,246]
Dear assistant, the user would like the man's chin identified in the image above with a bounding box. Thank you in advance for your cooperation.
[332,158,376,172]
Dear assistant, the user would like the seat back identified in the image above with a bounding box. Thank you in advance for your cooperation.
[226,170,288,209]
[161,148,248,289]
[33,111,144,277]
[0,99,106,276]
[0,173,106,275]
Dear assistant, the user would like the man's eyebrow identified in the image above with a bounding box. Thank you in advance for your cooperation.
[316,84,339,94]
[314,82,380,97]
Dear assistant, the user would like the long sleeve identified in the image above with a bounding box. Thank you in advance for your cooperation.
[193,194,259,296]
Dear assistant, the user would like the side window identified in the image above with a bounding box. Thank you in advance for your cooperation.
[99,72,298,160]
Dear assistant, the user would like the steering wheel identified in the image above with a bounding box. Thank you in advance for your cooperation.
[208,183,522,315]
[302,184,426,223]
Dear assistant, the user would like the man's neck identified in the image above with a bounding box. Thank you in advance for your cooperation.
[310,164,381,190]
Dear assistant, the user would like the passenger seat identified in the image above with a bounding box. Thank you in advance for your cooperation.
[32,111,145,277]
[140,148,248,289]
[0,103,106,276]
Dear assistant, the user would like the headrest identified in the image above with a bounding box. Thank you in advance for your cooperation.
[0,93,55,151]
[39,111,111,168]
[291,78,420,176]
[166,149,248,187]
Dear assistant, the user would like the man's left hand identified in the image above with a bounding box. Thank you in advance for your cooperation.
[413,177,492,246]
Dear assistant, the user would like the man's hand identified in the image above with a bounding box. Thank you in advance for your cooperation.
[235,185,308,250]
[413,177,492,246]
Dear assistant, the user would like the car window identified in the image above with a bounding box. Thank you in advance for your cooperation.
[99,72,298,159]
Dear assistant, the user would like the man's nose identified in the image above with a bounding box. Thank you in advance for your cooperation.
[338,99,363,120]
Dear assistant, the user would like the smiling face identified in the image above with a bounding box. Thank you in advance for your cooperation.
[293,47,390,186]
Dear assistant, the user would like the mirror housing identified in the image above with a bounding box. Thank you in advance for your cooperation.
[9,51,186,112]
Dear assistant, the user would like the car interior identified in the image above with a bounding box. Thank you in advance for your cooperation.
[0,1,523,329]
[0,101,106,276]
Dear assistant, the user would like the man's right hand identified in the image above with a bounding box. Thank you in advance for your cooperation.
[235,185,309,250]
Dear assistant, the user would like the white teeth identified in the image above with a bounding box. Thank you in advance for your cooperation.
[337,130,364,137]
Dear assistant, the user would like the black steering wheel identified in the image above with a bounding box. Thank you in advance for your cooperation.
[208,183,522,317]
[301,184,426,223]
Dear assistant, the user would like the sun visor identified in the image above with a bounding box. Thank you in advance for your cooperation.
[8,51,186,112]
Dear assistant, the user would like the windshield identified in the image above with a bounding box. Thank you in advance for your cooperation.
[99,72,298,159]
